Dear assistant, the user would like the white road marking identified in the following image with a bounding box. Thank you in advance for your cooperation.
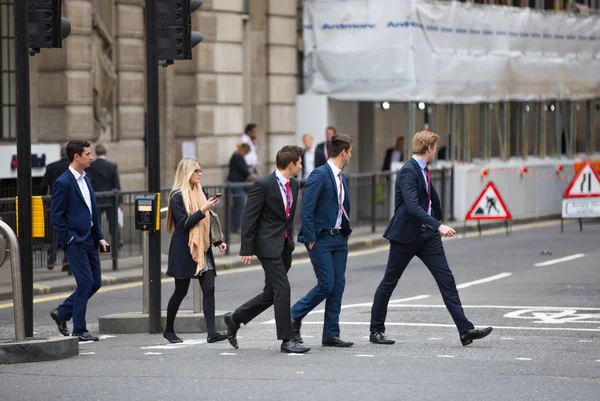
[294,321,600,332]
[456,273,512,289]
[99,335,116,340]
[578,340,593,343]
[287,354,305,356]
[356,354,374,357]
[516,358,532,361]
[79,352,95,355]
[296,372,304,374]
[438,355,454,358]
[144,352,163,355]
[220,352,237,356]
[428,338,442,340]
[141,339,207,350]
[500,337,515,340]
[386,304,600,311]
[534,253,585,267]
[262,295,431,325]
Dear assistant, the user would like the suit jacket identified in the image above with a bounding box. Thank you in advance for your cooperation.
[86,158,121,205]
[297,163,352,244]
[50,170,104,250]
[382,148,403,172]
[240,173,299,258]
[314,142,327,169]
[383,158,443,244]
[40,158,70,195]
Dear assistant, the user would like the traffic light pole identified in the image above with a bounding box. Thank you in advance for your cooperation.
[14,0,34,337]
[145,0,162,334]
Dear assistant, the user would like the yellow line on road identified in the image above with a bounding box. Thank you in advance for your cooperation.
[0,220,564,310]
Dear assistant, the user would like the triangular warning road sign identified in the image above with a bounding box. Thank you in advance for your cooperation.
[563,161,600,198]
[465,181,512,221]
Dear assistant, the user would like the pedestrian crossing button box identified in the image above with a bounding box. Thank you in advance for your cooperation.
[135,193,160,232]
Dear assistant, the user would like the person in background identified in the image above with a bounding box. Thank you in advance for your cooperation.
[40,142,70,272]
[301,134,315,180]
[382,136,405,172]
[314,126,336,169]
[241,122,259,175]
[228,143,258,233]
[164,158,228,344]
[86,143,122,249]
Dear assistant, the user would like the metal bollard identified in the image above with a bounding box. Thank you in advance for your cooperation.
[0,219,25,341]
[142,231,149,315]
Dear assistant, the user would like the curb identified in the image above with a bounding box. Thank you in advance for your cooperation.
[0,215,566,302]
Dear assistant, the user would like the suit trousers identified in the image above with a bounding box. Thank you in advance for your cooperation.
[233,241,294,340]
[370,231,474,335]
[291,233,348,339]
[57,235,102,333]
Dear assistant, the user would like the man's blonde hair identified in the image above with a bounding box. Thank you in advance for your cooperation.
[412,130,439,155]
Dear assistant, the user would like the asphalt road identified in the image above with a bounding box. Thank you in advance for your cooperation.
[1,220,599,401]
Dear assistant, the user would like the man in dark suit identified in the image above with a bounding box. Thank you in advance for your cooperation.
[382,136,405,171]
[291,133,354,348]
[86,143,122,247]
[40,142,70,271]
[224,146,310,354]
[369,131,492,346]
[314,126,336,169]
[49,140,109,342]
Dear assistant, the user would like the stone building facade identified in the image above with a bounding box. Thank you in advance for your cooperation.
[0,0,302,189]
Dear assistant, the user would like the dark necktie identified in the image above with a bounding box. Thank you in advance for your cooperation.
[424,166,431,214]
[285,181,291,237]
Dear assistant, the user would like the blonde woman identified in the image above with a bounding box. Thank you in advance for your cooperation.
[164,158,228,343]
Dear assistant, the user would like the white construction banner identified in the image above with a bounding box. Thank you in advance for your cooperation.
[303,0,600,103]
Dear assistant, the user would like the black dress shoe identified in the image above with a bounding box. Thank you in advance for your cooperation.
[224,312,239,349]
[292,319,303,344]
[370,332,395,345]
[50,309,69,336]
[460,327,493,346]
[322,337,354,347]
[281,339,311,354]
[207,332,228,343]
[163,331,183,343]
[72,332,99,342]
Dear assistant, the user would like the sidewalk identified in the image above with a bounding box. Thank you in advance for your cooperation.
[0,216,559,302]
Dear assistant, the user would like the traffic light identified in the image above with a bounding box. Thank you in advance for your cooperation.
[157,0,204,64]
[27,0,71,55]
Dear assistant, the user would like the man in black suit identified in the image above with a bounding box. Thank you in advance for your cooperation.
[224,145,310,354]
[314,126,336,169]
[86,143,122,247]
[369,130,493,346]
[382,136,405,171]
[40,142,70,271]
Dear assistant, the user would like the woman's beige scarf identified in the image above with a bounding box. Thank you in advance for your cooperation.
[187,185,210,276]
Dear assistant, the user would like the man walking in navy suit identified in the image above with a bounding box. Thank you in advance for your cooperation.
[291,133,354,348]
[369,130,492,346]
[49,140,109,342]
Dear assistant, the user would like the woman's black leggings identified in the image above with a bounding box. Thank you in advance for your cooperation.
[165,269,217,336]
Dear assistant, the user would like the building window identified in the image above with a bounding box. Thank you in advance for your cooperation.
[1,1,15,140]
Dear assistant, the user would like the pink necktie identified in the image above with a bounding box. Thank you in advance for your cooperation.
[338,171,349,221]
[425,166,431,214]
[285,181,291,237]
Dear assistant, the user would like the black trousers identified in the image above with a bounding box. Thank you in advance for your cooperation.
[370,231,474,335]
[233,241,294,340]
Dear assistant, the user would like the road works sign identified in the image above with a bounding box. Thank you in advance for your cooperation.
[562,161,600,219]
[465,181,512,221]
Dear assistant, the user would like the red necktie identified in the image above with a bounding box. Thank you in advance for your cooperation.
[338,171,349,221]
[285,181,291,237]
[425,166,431,214]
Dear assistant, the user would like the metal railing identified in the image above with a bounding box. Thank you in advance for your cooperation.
[0,218,25,341]
[0,168,453,271]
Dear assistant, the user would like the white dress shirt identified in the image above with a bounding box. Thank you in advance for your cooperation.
[327,160,344,229]
[241,133,258,167]
[274,169,291,213]
[303,148,315,179]
[412,154,431,215]
[69,166,93,223]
